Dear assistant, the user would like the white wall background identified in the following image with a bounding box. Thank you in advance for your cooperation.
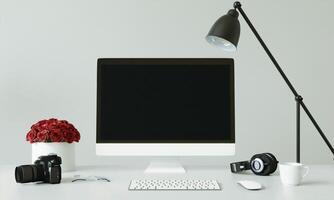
[1,0,334,166]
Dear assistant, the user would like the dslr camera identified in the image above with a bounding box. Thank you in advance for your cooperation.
[15,154,62,184]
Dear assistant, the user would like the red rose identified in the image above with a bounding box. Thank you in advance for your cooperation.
[50,129,64,142]
[26,130,37,143]
[37,130,48,142]
[47,123,57,131]
[59,120,69,124]
[35,120,47,128]
[48,118,57,124]
[73,130,80,142]
[63,131,74,143]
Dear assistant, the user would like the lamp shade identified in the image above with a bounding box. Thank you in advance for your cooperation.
[206,9,240,52]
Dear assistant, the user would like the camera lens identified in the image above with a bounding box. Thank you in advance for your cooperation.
[15,165,44,183]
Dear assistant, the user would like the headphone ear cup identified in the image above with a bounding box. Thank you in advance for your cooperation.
[250,154,267,175]
[264,153,278,174]
[250,153,277,176]
[258,154,272,176]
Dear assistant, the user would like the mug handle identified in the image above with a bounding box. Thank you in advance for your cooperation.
[303,166,309,178]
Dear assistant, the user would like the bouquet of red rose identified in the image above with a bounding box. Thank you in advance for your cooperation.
[26,118,80,143]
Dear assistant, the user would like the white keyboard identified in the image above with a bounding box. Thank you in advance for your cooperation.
[129,179,221,190]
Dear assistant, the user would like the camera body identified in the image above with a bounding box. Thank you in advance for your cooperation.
[15,154,62,184]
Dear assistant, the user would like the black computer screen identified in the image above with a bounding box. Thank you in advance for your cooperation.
[97,59,234,143]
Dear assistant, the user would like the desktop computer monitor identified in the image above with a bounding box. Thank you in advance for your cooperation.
[96,58,235,172]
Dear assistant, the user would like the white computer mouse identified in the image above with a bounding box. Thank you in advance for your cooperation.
[237,180,262,190]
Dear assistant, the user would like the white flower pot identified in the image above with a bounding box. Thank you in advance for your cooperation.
[32,142,75,172]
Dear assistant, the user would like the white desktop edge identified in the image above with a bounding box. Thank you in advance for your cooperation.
[96,143,235,156]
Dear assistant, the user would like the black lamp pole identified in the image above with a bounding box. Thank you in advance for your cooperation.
[206,1,334,162]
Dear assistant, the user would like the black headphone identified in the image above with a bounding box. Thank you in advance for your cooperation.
[230,153,279,176]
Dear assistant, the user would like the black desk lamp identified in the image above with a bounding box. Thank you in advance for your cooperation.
[206,1,334,162]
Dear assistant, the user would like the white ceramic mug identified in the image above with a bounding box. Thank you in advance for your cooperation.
[279,162,309,186]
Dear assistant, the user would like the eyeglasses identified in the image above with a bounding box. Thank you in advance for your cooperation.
[72,175,111,182]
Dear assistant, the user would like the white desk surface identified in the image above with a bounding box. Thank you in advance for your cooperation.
[1,165,333,200]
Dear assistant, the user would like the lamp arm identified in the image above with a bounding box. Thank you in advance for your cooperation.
[233,1,334,159]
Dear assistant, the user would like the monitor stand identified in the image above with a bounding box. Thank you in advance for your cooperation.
[144,161,186,174]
